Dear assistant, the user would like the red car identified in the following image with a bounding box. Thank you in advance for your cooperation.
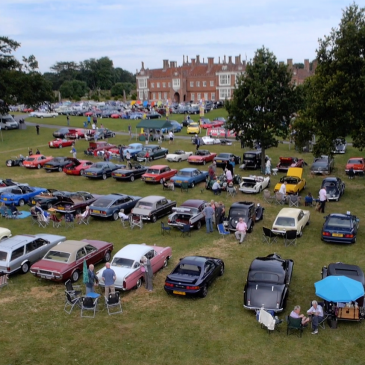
[29,239,114,282]
[188,150,217,165]
[23,108,34,113]
[111,113,122,119]
[93,144,117,157]
[48,138,74,149]
[63,158,94,175]
[84,111,93,117]
[141,165,178,183]
[276,157,304,172]
[200,119,225,129]
[85,141,115,156]
[23,154,54,169]
[65,128,85,139]
[345,157,365,175]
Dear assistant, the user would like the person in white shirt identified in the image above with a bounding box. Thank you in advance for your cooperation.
[307,300,324,334]
[168,131,174,144]
[279,181,287,195]
[319,187,328,213]
[118,209,129,221]
[212,181,221,195]
[225,168,233,183]
[265,158,271,175]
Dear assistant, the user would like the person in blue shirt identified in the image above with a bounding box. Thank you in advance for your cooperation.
[203,203,214,233]
[102,262,116,298]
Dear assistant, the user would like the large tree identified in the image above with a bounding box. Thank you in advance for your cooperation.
[305,3,365,155]
[0,36,54,114]
[59,80,88,100]
[226,46,297,169]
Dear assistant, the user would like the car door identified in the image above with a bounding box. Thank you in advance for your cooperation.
[84,244,100,264]
[145,249,161,273]
[203,260,216,286]
[25,239,48,263]
[74,247,87,273]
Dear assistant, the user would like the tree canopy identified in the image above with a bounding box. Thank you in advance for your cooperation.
[226,46,297,167]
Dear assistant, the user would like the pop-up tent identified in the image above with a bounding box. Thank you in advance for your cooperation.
[135,120,173,130]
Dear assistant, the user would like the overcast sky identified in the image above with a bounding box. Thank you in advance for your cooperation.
[0,0,354,74]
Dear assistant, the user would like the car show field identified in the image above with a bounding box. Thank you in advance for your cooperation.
[1,112,365,365]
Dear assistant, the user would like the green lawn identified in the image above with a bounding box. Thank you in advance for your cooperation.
[0,116,364,365]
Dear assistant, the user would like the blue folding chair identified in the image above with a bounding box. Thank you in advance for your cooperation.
[217,224,230,238]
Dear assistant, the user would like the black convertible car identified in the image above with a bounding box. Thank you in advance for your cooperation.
[243,253,294,313]
[83,162,123,180]
[164,256,224,298]
[28,189,71,209]
[321,177,345,201]
[44,157,73,173]
[111,162,148,182]
[6,155,25,167]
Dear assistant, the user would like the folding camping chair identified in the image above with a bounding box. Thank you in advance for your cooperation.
[65,213,75,229]
[161,222,172,235]
[64,290,81,314]
[129,215,143,230]
[284,230,297,247]
[37,213,50,228]
[262,227,278,245]
[217,223,230,238]
[105,292,123,315]
[263,189,275,204]
[275,192,286,205]
[226,184,237,197]
[288,195,301,207]
[80,296,99,318]
[179,224,191,237]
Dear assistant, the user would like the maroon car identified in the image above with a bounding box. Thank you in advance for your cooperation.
[65,128,85,139]
[53,191,99,213]
[30,239,113,282]
[276,157,304,172]
[84,141,117,156]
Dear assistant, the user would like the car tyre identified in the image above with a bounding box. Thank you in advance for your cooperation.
[18,199,25,206]
[203,160,206,165]
[297,229,303,237]
[104,251,111,262]
[58,167,63,172]
[200,285,208,298]
[21,262,30,274]
[247,223,254,233]
[135,277,142,289]
[191,182,195,188]
[71,270,80,282]
[196,221,202,230]
[130,175,135,182]
[151,215,157,223]
[47,203,52,209]
[59,145,63,149]
[19,162,23,166]
[218,264,224,276]
[163,259,168,268]
[112,212,119,221]
[37,164,41,169]
[102,174,107,180]
[80,169,84,175]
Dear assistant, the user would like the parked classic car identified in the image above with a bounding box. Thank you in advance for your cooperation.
[214,153,241,168]
[30,111,58,118]
[146,111,162,119]
[30,239,114,282]
[186,123,201,134]
[243,253,294,313]
[65,128,85,139]
[96,243,172,290]
[242,151,263,170]
[53,128,71,139]
[201,136,221,145]
[321,177,345,201]
[23,155,54,169]
[0,234,66,275]
[83,162,123,180]
[136,145,168,162]
[6,155,25,167]
[188,150,217,165]
[48,139,74,149]
[170,168,209,188]
[90,193,141,221]
[272,207,310,237]
[44,157,73,173]
[274,167,306,194]
[166,150,193,162]
[131,195,177,223]
[123,143,144,158]
[0,227,11,241]
[161,121,183,133]
[0,179,28,194]
[239,176,270,194]
[345,157,365,175]
[141,165,178,183]
[28,189,71,209]
[112,162,148,182]
[332,138,347,154]
[224,201,264,233]
[0,185,47,206]
[63,159,94,175]
[322,262,364,287]
[85,128,116,141]
[84,141,116,156]
[168,199,206,230]
[311,155,335,175]
[164,256,224,297]
[53,191,99,213]
[276,157,304,172]
[321,212,359,244]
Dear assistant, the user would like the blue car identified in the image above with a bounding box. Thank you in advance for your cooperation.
[0,185,47,206]
[89,193,142,221]
[321,213,359,244]
[161,121,182,133]
[170,168,208,188]
[123,143,144,158]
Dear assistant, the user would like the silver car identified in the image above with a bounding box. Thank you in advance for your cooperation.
[0,234,66,275]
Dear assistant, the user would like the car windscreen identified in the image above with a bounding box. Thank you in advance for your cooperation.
[111,257,134,268]
[348,159,363,164]
[177,171,192,177]
[146,169,160,174]
[326,217,351,229]
[44,251,70,262]
[274,217,295,227]
[248,272,280,284]
[173,264,201,276]
[244,154,256,159]
[26,158,35,161]
[229,209,249,218]
[135,201,153,209]
[218,154,229,158]
[93,199,112,208]
[0,251,8,261]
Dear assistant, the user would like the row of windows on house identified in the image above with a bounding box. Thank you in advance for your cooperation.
[138,89,232,101]
[138,75,233,89]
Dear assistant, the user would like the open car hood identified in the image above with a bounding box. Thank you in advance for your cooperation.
[287,167,303,179]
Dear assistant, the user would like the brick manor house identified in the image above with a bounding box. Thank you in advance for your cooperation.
[136,55,316,104]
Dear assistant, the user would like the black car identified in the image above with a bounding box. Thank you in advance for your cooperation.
[6,155,25,167]
[311,155,335,175]
[94,128,116,139]
[214,153,241,168]
[225,201,264,232]
[44,157,73,173]
[146,111,162,119]
[321,177,345,201]
[28,189,72,209]
[242,151,263,169]
[53,128,71,139]
[136,145,168,162]
[164,256,224,297]
[243,253,294,313]
[83,162,123,180]
[90,193,142,221]
[213,100,224,109]
[332,138,347,154]
[321,213,359,244]
[112,162,148,182]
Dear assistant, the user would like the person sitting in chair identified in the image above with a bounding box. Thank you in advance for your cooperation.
[304,192,313,206]
[35,202,49,222]
[9,202,20,216]
[290,305,310,326]
[307,300,324,335]
[212,180,221,195]
[76,206,90,224]
[118,209,129,221]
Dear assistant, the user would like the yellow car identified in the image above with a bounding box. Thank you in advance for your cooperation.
[274,167,306,194]
[187,123,201,134]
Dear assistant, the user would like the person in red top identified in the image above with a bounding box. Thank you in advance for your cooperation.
[145,150,150,162]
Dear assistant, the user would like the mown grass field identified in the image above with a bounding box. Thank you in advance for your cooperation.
[0,111,364,365]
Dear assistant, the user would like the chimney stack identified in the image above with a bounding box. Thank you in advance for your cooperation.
[170,61,174,68]
[235,55,241,64]
[191,58,196,66]
[141,61,144,70]
[228,56,232,64]
[304,59,310,72]
[196,55,200,64]
[287,59,293,67]
[163,59,169,69]
[219,57,220,64]
[208,57,214,68]
[223,55,226,64]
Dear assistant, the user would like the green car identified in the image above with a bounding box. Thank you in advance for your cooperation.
[136,145,168,162]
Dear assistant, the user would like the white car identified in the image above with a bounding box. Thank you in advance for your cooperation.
[0,227,11,241]
[31,111,58,118]
[201,136,221,145]
[272,208,310,237]
[166,150,193,162]
[96,244,172,290]
[239,175,270,194]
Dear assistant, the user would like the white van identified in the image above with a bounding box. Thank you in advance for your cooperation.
[0,114,19,129]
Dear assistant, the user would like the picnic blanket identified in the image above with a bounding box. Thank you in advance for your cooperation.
[17,211,31,219]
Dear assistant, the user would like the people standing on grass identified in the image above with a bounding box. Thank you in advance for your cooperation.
[141,256,153,291]
[87,115,91,126]
[265,158,271,175]
[36,125,39,135]
[71,146,76,159]
[203,203,214,234]
[169,131,174,144]
[67,115,70,126]
[85,264,99,294]
[102,262,116,298]
[319,186,328,213]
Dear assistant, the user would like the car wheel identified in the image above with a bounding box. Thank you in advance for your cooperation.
[248,223,254,233]
[297,229,303,237]
[151,215,157,223]
[335,197,339,202]
[135,277,143,289]
[18,199,25,206]
[306,220,310,226]
[102,174,107,180]
[200,285,208,298]
[59,145,63,149]
[37,164,41,169]
[58,166,63,172]
[159,179,163,184]
[191,182,195,188]
[203,160,206,165]
[196,221,202,230]
[218,264,224,276]
[21,261,30,274]
[19,162,23,166]
[104,251,111,262]
[80,169,84,175]
[178,158,182,162]
[71,270,80,282]
[163,259,168,268]
[267,180,270,187]
[130,175,135,182]
[259,187,262,193]
[112,212,119,221]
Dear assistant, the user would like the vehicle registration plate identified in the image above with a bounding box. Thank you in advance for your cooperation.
[58,207,64,210]
[65,170,72,173]
[92,210,100,214]
[332,233,343,237]
[41,275,46,279]
[115,173,122,177]
[45,165,51,168]
[146,177,152,181]
[216,160,222,163]
[175,180,182,183]
[3,198,7,201]
[173,291,186,295]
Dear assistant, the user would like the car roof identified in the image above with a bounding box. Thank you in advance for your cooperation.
[178,168,198,172]
[139,195,167,203]
[231,202,254,209]
[180,256,208,266]
[49,240,88,253]
[327,263,364,284]
[94,193,125,200]
[181,199,206,208]
[277,208,302,217]
[326,213,352,219]
[0,234,65,250]
[114,244,154,261]
[147,165,168,169]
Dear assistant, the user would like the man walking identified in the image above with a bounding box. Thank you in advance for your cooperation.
[128,124,132,140]
[71,146,76,159]
[36,125,39,135]
[102,262,116,298]
[196,135,201,151]
[235,217,247,244]
[87,115,91,126]
[319,186,328,213]
[203,203,214,233]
